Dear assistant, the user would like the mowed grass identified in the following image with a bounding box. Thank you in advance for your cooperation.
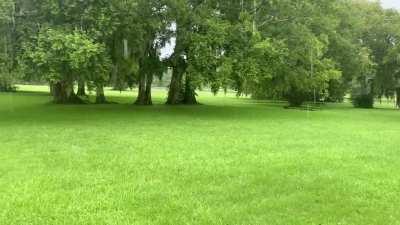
[1,85,400,225]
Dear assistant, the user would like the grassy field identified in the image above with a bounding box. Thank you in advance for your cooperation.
[1,85,400,225]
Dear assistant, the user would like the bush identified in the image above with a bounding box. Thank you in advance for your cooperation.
[326,80,346,102]
[352,94,374,108]
[0,73,16,92]
[285,88,308,107]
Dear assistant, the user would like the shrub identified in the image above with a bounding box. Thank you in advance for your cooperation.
[285,88,308,107]
[352,94,374,108]
[0,73,16,92]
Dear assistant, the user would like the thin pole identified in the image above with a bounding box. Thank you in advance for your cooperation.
[310,43,316,105]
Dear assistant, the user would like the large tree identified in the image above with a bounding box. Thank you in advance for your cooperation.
[22,28,111,103]
[106,0,168,105]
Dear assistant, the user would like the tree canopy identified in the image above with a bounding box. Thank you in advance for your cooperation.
[1,0,400,108]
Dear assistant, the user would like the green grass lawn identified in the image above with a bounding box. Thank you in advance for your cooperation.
[1,85,400,225]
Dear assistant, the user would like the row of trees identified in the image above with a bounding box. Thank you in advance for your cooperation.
[0,0,399,108]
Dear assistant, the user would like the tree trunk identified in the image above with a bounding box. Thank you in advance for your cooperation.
[135,72,147,105]
[53,81,68,103]
[183,76,198,105]
[135,71,153,105]
[49,81,54,95]
[96,84,107,104]
[52,80,82,104]
[396,88,400,109]
[166,66,184,105]
[145,72,153,105]
[77,80,86,96]
[111,63,121,90]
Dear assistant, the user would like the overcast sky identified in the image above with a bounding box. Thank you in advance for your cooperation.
[381,0,400,9]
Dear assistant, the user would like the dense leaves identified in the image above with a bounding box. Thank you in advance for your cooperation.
[0,0,16,91]
[1,0,400,108]
[22,28,110,103]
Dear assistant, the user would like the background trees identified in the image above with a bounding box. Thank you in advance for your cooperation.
[0,0,17,91]
[1,0,400,108]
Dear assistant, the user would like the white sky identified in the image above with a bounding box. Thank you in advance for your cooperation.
[381,0,400,9]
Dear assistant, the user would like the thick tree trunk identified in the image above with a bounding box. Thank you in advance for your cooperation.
[135,72,153,105]
[135,72,147,105]
[183,76,198,105]
[77,80,86,96]
[53,81,69,103]
[49,81,54,95]
[96,84,107,104]
[166,66,184,105]
[52,80,82,104]
[396,88,400,109]
[145,72,153,105]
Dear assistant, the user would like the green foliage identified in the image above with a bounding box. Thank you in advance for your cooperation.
[22,28,111,84]
[2,0,400,107]
[0,0,16,91]
[350,47,376,108]
[0,0,13,21]
[352,94,374,108]
[0,72,16,92]
[186,15,231,94]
